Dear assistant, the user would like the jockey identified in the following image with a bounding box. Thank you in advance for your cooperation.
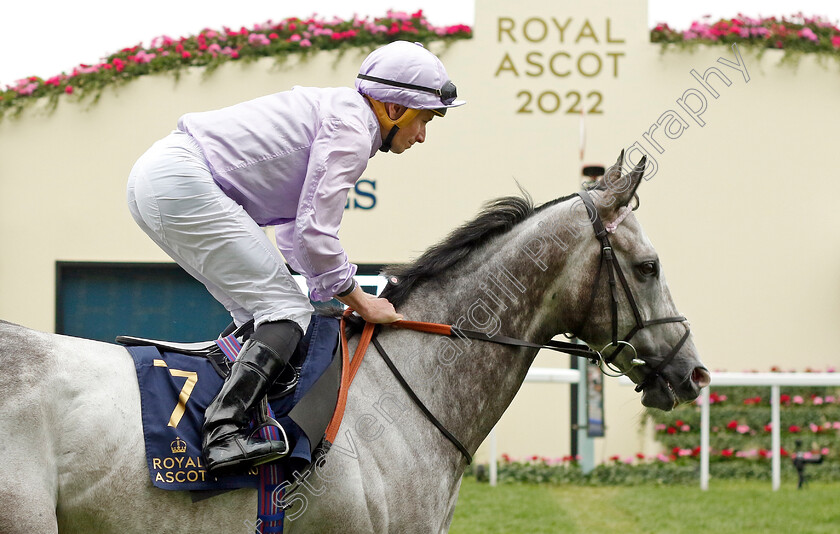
[126,40,464,475]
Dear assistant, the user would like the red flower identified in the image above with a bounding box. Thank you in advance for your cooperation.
[692,446,701,456]
[781,394,790,404]
[789,425,801,433]
[636,452,646,460]
[667,426,677,434]
[675,420,684,426]
[764,423,772,432]
[721,449,733,457]
[65,86,73,94]
[726,420,738,430]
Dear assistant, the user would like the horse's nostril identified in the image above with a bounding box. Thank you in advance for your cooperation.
[692,367,711,388]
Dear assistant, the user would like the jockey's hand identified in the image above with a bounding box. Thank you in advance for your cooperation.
[336,284,404,324]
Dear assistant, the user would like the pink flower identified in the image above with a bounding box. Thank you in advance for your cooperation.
[814,396,824,405]
[798,27,818,42]
[822,448,830,455]
[65,85,73,94]
[832,35,840,49]
[793,395,804,404]
[17,82,38,95]
[810,423,820,433]
[248,33,271,46]
[681,424,691,432]
[289,33,302,42]
[736,424,751,434]
[134,50,157,64]
[299,39,312,47]
[656,453,670,462]
[833,422,840,430]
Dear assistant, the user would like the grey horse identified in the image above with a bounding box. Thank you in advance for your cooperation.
[0,155,709,533]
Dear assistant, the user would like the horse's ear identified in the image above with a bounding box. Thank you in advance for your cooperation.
[598,150,644,212]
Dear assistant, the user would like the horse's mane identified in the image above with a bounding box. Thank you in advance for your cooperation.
[378,191,578,308]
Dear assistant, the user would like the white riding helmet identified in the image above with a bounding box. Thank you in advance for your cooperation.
[355,41,466,117]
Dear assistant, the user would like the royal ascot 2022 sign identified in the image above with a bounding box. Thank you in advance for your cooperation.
[493,17,626,115]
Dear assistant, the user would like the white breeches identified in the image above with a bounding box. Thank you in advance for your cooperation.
[126,131,313,332]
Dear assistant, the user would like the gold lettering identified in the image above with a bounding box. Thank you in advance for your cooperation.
[577,52,602,77]
[163,457,175,469]
[175,471,186,483]
[165,472,175,483]
[552,17,572,42]
[549,52,571,77]
[498,17,516,43]
[495,53,519,77]
[523,17,547,42]
[185,457,197,469]
[606,18,625,43]
[188,470,199,482]
[155,472,165,482]
[174,456,184,468]
[152,458,162,470]
[525,52,544,77]
[607,52,624,77]
[166,369,198,428]
[575,19,599,43]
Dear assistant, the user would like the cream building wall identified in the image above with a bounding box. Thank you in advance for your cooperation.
[1,0,839,463]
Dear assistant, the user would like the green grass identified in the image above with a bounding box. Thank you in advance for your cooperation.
[449,478,840,534]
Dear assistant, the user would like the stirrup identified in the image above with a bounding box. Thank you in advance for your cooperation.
[252,396,290,458]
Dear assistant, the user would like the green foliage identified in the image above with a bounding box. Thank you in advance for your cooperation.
[0,11,472,121]
[650,14,840,67]
[467,455,840,486]
[647,383,840,458]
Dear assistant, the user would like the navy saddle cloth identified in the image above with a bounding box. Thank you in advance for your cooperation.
[123,314,341,491]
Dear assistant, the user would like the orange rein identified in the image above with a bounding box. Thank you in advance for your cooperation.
[323,311,454,442]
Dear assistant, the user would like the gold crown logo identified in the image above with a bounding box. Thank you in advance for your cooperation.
[170,437,187,454]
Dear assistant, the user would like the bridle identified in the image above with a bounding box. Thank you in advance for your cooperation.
[339,188,694,464]
[574,189,691,393]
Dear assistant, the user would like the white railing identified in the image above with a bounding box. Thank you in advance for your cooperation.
[621,372,840,490]
[487,367,580,486]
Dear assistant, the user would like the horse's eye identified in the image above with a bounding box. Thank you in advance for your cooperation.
[637,261,658,277]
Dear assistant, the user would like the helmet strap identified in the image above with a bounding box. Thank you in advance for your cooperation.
[381,125,399,153]
[365,96,420,153]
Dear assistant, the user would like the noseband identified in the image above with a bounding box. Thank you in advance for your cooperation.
[575,190,691,392]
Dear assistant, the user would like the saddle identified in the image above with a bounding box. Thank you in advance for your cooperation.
[117,314,343,493]
[117,320,300,400]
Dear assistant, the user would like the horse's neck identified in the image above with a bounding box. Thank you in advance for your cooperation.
[379,206,583,457]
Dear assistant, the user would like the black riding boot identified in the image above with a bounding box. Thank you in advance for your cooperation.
[202,320,302,475]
